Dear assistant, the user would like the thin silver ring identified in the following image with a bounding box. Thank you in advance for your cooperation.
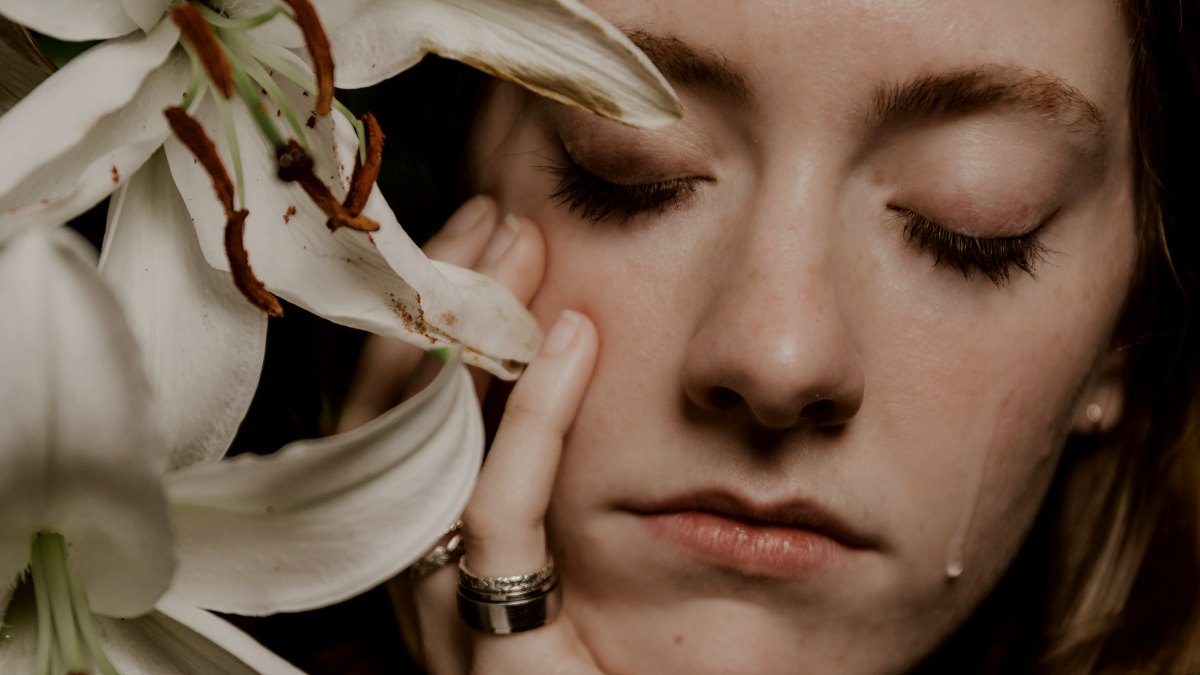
[457,558,556,597]
[406,520,465,578]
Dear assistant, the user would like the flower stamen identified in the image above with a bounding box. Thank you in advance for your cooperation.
[172,5,234,99]
[164,107,235,214]
[279,0,334,116]
[342,113,384,217]
[226,209,285,317]
[276,139,379,232]
[164,106,285,317]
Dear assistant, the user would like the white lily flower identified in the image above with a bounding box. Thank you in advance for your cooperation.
[0,0,679,464]
[1,225,487,672]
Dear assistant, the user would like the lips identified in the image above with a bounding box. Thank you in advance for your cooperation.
[629,491,876,579]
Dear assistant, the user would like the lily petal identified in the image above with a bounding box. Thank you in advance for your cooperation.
[0,228,174,618]
[120,0,168,33]
[0,0,138,41]
[0,589,304,673]
[165,361,481,614]
[0,21,184,242]
[325,0,681,128]
[166,47,538,377]
[99,151,268,471]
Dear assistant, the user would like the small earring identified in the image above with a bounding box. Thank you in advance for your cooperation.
[1085,403,1103,424]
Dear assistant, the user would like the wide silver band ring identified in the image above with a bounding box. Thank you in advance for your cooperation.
[456,558,561,634]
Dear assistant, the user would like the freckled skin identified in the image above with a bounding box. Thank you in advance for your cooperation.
[470,1,1137,672]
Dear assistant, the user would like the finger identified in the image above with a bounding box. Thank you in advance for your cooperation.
[401,213,547,402]
[462,309,597,575]
[467,214,546,398]
[408,311,598,674]
[339,195,499,431]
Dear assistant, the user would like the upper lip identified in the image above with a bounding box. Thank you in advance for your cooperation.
[627,490,880,551]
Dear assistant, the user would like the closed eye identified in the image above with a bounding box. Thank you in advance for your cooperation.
[888,205,1053,286]
[542,153,703,225]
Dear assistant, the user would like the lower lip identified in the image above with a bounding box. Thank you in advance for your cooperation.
[644,511,846,579]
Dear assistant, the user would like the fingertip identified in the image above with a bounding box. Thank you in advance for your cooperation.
[423,195,497,265]
[476,214,546,304]
[443,194,496,237]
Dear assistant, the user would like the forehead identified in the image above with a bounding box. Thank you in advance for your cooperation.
[582,0,1131,127]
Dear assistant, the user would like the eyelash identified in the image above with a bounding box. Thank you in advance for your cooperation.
[888,205,1051,286]
[544,154,701,224]
[544,153,1049,287]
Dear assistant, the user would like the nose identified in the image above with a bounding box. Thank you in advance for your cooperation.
[681,209,865,431]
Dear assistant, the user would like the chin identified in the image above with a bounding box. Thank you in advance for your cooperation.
[565,594,950,675]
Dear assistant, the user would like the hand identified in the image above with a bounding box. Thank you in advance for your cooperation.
[341,196,604,674]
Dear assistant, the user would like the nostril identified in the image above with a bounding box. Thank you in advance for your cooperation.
[801,398,837,426]
[708,386,741,411]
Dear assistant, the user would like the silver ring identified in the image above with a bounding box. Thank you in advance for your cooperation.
[406,520,464,578]
[456,557,561,634]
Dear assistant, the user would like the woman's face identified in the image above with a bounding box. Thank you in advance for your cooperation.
[470,1,1136,672]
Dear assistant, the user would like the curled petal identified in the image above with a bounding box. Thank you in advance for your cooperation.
[0,0,140,41]
[166,362,481,614]
[0,25,184,241]
[99,151,268,470]
[326,0,681,128]
[0,228,174,618]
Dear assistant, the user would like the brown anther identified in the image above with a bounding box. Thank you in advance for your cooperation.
[164,106,235,215]
[275,139,379,232]
[225,209,284,317]
[342,113,384,216]
[280,0,334,116]
[172,5,234,99]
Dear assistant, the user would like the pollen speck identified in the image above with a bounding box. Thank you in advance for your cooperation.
[110,165,120,184]
[283,205,296,223]
[440,312,458,327]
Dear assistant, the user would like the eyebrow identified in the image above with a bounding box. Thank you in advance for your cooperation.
[870,65,1107,136]
[624,30,752,103]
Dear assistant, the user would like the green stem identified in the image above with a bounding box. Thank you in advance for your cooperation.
[225,35,311,154]
[195,4,295,31]
[179,41,207,111]
[245,42,367,163]
[213,92,249,211]
[29,539,52,675]
[230,67,285,151]
[65,547,120,675]
[40,535,86,674]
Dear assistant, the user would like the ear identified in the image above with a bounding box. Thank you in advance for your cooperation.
[1071,347,1126,435]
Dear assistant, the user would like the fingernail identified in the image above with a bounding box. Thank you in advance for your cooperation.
[542,310,582,355]
[481,213,521,264]
[442,195,494,236]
